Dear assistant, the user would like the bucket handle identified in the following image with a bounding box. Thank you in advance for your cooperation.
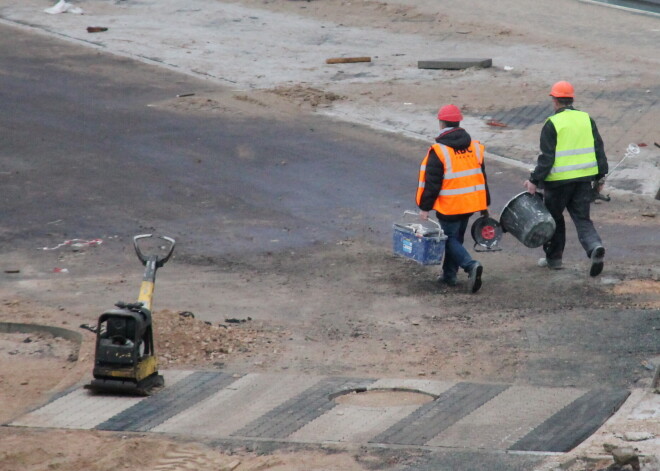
[402,210,443,238]
[500,191,544,233]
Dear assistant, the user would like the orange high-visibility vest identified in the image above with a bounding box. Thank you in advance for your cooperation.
[416,142,487,215]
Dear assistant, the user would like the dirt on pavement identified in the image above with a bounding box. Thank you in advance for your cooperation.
[1,212,658,470]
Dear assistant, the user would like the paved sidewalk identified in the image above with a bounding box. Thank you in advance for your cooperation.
[1,0,659,197]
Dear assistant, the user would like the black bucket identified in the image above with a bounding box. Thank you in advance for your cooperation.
[500,192,556,248]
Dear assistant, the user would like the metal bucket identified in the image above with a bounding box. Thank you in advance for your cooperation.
[500,192,556,248]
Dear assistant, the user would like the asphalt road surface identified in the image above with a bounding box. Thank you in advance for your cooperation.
[2,23,424,256]
[2,24,655,262]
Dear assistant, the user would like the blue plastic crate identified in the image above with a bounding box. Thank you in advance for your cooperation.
[392,222,447,265]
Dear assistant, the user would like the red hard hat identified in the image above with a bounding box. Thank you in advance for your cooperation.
[549,81,575,98]
[437,104,463,122]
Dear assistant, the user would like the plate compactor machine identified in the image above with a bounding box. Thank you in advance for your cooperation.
[85,234,175,396]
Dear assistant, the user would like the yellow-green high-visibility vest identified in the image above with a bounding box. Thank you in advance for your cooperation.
[545,110,598,182]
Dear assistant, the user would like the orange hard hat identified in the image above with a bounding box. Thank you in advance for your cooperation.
[437,104,463,122]
[549,81,574,98]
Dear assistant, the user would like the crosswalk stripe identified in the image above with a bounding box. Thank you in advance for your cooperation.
[97,371,239,432]
[370,382,509,446]
[232,377,375,439]
[427,385,585,450]
[9,372,630,453]
[153,373,321,436]
[510,388,630,452]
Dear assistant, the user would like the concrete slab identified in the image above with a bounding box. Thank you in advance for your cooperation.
[287,401,421,444]
[418,59,493,70]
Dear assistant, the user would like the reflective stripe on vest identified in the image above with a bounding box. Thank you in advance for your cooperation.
[546,110,598,181]
[440,184,487,196]
[416,141,487,215]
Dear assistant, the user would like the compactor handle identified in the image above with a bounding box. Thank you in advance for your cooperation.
[133,234,176,267]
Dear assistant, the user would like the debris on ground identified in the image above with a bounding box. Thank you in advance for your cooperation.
[0,331,77,361]
[79,324,96,333]
[267,85,343,109]
[616,432,655,442]
[610,446,641,471]
[153,310,282,367]
[417,58,492,70]
[44,0,83,15]
[41,239,103,251]
[485,119,508,127]
[326,57,371,64]
[225,317,251,324]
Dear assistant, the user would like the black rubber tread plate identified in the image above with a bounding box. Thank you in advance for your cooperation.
[486,103,551,129]
[370,382,509,446]
[96,371,240,432]
[485,86,660,130]
[509,388,630,452]
[232,377,376,439]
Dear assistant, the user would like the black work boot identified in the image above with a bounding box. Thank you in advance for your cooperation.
[538,257,563,269]
[589,246,605,277]
[467,262,483,294]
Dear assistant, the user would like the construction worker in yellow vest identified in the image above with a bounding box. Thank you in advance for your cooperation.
[417,104,490,294]
[523,81,609,276]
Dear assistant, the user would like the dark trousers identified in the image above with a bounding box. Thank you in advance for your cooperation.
[543,181,602,261]
[438,217,475,281]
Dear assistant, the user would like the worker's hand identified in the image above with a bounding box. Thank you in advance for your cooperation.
[419,210,429,221]
[523,180,537,194]
[596,177,605,193]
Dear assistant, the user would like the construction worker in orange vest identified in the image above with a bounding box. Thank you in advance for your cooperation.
[523,81,608,276]
[417,104,490,293]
